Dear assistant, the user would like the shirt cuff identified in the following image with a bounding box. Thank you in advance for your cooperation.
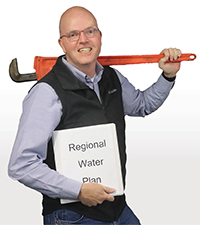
[162,71,176,82]
[60,177,82,200]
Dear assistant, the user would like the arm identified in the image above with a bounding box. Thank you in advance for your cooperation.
[115,48,181,116]
[8,83,82,200]
[117,72,175,116]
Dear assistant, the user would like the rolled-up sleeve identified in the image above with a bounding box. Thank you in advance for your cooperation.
[114,69,175,117]
[8,83,82,200]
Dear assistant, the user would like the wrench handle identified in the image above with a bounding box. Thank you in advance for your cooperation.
[97,53,196,65]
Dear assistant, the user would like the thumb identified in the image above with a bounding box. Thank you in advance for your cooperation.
[159,54,169,70]
[102,185,115,202]
[102,185,115,194]
[159,54,169,65]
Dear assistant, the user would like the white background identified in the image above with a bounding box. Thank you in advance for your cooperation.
[1,0,199,224]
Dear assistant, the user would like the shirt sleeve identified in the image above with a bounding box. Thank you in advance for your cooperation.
[8,83,82,200]
[114,69,175,116]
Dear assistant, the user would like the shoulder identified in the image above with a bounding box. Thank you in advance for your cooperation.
[38,70,59,88]
[26,83,60,107]
[25,82,60,108]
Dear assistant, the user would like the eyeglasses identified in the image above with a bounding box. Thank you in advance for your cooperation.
[60,26,100,42]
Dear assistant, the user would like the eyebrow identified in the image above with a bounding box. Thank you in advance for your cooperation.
[66,26,96,33]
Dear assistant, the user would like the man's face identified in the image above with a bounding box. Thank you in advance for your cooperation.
[59,9,102,72]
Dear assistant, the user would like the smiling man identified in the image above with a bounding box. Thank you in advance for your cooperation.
[8,6,182,225]
[58,7,102,78]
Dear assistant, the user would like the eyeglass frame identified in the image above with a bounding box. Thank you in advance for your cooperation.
[60,26,100,42]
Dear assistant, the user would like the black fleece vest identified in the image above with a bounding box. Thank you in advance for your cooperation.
[38,56,127,222]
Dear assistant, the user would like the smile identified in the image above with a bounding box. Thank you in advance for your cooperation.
[78,48,92,53]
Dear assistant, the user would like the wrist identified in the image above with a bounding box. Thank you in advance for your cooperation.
[162,71,176,82]
[163,71,177,78]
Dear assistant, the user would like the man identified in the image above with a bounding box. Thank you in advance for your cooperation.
[8,6,181,225]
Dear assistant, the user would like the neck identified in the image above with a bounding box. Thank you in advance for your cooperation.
[78,63,96,78]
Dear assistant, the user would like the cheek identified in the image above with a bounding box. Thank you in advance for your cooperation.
[96,40,102,54]
[96,37,102,51]
[60,40,76,54]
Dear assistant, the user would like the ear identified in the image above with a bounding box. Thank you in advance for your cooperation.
[58,38,66,53]
[99,30,102,46]
[99,30,102,37]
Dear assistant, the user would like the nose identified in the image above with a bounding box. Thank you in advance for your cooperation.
[79,31,88,43]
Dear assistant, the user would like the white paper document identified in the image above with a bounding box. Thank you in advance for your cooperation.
[52,123,124,204]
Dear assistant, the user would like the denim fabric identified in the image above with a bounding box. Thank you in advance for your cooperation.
[43,205,141,225]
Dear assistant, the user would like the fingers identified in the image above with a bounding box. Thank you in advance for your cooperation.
[95,187,115,205]
[102,185,115,202]
[160,48,182,62]
[78,183,115,207]
[159,48,182,77]
[103,185,115,194]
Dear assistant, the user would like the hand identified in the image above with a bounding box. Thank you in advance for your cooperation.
[78,182,115,207]
[159,48,182,78]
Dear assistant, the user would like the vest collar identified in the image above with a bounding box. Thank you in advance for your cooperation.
[52,55,89,90]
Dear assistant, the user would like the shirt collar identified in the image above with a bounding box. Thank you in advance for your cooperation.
[61,56,104,85]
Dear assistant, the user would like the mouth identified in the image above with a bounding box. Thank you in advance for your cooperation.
[78,48,92,53]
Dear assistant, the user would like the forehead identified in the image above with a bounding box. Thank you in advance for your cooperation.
[61,9,97,32]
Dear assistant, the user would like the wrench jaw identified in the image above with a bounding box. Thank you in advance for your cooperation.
[9,58,37,82]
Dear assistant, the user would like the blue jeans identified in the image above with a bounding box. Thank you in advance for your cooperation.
[44,205,141,224]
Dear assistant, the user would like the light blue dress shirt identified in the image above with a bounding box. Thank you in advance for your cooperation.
[8,57,175,200]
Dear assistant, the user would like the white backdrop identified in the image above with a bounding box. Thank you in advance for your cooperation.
[1,1,199,224]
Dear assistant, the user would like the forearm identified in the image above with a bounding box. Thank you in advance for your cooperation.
[17,160,82,199]
[9,132,82,199]
[140,74,175,115]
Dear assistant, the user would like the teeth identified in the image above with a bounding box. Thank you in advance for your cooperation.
[79,48,91,53]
